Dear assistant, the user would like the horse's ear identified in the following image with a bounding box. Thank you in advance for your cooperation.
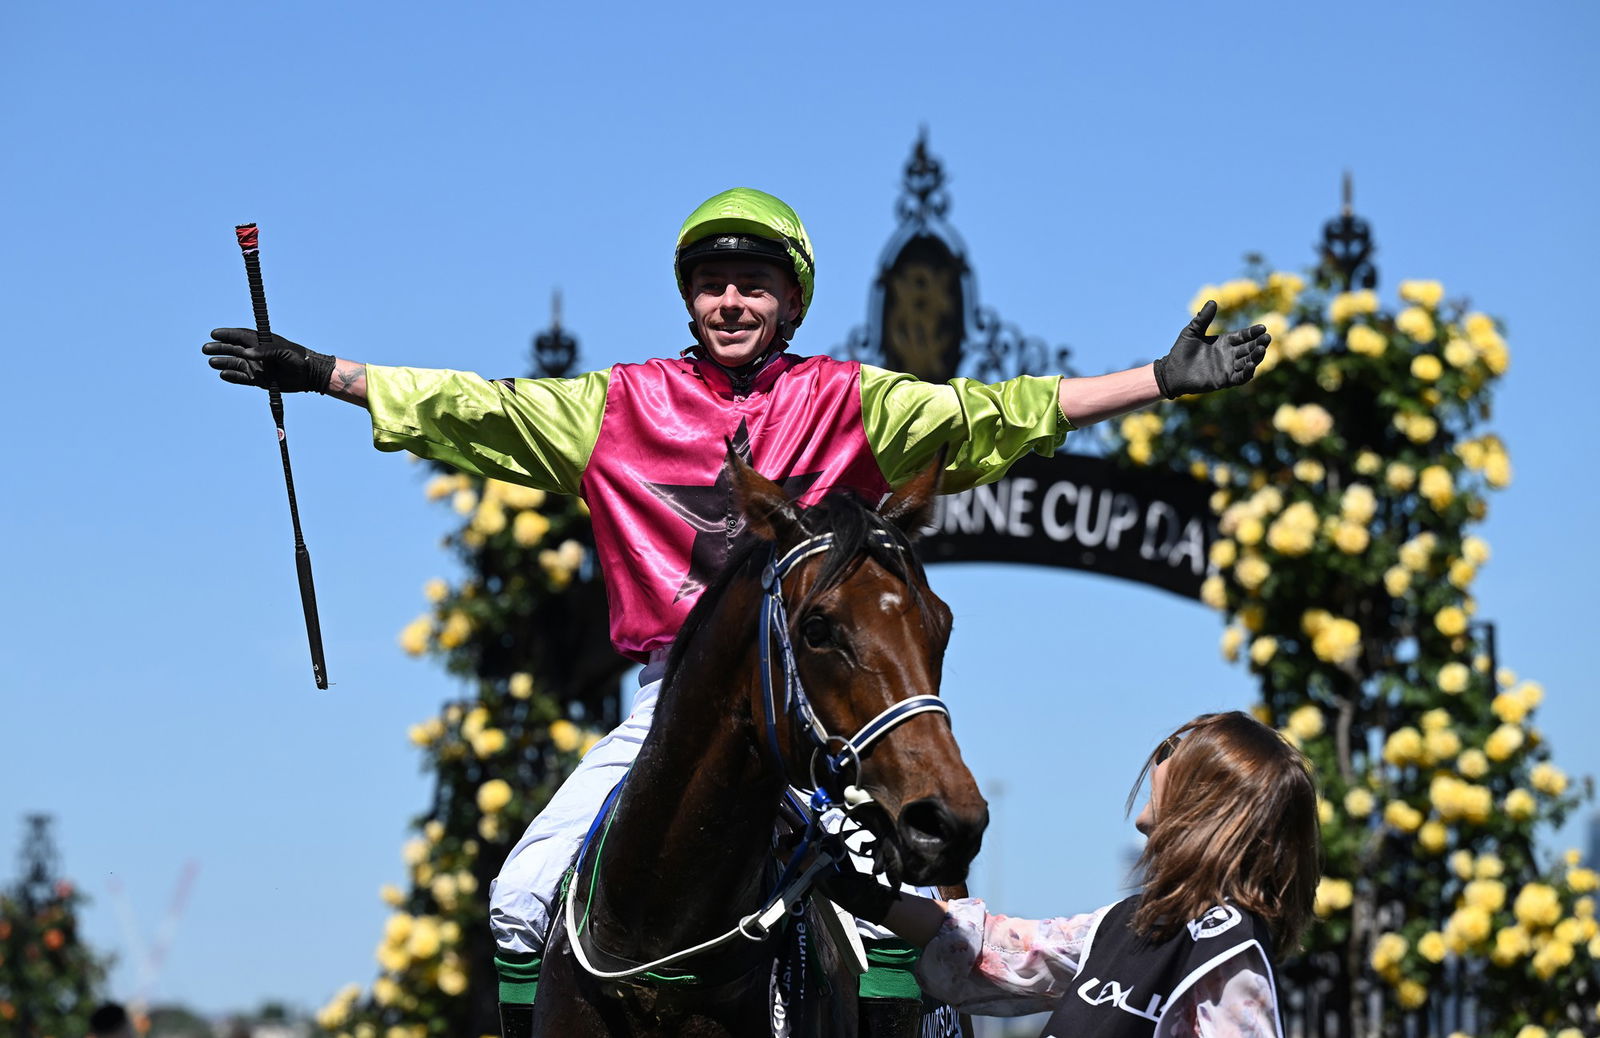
[880,451,945,538]
[726,441,804,544]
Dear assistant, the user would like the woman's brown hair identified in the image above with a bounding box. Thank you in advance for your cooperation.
[1127,711,1321,954]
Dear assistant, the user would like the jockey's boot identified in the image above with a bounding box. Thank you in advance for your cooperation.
[498,1002,534,1038]
[857,996,924,1037]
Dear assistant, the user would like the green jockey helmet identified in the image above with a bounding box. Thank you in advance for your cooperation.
[675,188,815,326]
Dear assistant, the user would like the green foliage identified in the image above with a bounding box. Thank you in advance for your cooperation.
[0,880,107,1038]
[1106,263,1598,1032]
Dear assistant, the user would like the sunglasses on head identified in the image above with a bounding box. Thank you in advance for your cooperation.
[1156,735,1183,764]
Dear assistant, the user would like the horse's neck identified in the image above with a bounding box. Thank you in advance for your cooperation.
[588,579,786,958]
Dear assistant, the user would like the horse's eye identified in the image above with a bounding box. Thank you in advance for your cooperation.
[801,615,833,649]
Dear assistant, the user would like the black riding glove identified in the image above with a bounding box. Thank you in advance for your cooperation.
[1152,301,1271,398]
[203,328,337,394]
[815,854,900,925]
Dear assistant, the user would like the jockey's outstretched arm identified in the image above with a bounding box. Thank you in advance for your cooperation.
[1056,300,1269,427]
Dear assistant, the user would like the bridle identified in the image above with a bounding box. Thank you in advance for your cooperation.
[565,526,952,983]
[756,529,951,805]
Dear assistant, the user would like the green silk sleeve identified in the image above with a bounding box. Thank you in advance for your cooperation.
[859,365,1072,493]
[366,365,610,496]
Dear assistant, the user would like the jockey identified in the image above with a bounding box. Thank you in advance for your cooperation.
[203,188,1273,1037]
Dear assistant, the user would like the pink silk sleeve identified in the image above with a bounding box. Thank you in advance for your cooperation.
[914,898,1106,1018]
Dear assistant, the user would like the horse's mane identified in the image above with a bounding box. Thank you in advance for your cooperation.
[664,489,932,684]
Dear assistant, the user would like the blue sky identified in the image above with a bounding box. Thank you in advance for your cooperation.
[3,0,1597,1017]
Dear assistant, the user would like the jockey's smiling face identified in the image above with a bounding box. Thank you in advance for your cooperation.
[687,258,802,368]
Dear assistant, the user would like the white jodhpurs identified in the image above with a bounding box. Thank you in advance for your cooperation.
[489,676,661,956]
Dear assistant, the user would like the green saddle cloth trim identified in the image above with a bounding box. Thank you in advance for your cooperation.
[858,937,923,1000]
[495,951,541,1005]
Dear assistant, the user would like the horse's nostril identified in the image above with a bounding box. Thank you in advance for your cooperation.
[900,798,956,849]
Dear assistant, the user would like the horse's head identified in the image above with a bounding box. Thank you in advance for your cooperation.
[726,449,988,887]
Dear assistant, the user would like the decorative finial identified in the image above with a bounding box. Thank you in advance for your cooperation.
[1318,172,1378,291]
[896,127,950,224]
[532,289,578,378]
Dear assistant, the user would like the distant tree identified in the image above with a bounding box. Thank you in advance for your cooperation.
[0,816,109,1037]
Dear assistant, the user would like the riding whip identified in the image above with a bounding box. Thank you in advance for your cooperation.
[233,223,329,689]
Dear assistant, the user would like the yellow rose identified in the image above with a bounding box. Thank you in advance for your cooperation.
[1387,463,1418,493]
[1448,559,1476,588]
[1396,306,1437,343]
[1287,704,1324,740]
[1338,484,1376,524]
[1399,279,1445,309]
[1532,939,1574,979]
[513,509,552,547]
[1395,978,1427,1009]
[1567,868,1600,894]
[1436,663,1470,696]
[1492,925,1532,966]
[429,873,458,906]
[1383,727,1425,766]
[407,916,441,959]
[1420,707,1452,731]
[1239,604,1266,632]
[437,960,469,996]
[1384,800,1424,832]
[1462,536,1490,565]
[1318,797,1334,825]
[1485,724,1524,761]
[545,718,580,753]
[1235,516,1264,546]
[1126,439,1153,466]
[401,838,428,867]
[1311,617,1362,665]
[476,778,513,814]
[399,616,434,656]
[471,728,508,757]
[1333,521,1370,554]
[1220,626,1244,662]
[1419,465,1454,509]
[376,940,410,973]
[1249,636,1279,666]
[1411,354,1443,381]
[1475,853,1505,880]
[1199,574,1227,610]
[1235,556,1271,591]
[1445,904,1492,948]
[1282,323,1323,359]
[1484,452,1512,487]
[1418,820,1448,854]
[1208,538,1237,569]
[1355,450,1381,475]
[1504,788,1536,820]
[1514,883,1562,929]
[1443,336,1477,369]
[1417,930,1448,963]
[1424,728,1461,763]
[1435,606,1468,637]
[1383,566,1411,597]
[1329,289,1379,323]
[1371,932,1408,971]
[1519,681,1545,708]
[1450,851,1475,880]
[1345,788,1375,818]
[1314,876,1353,916]
[509,671,534,699]
[1346,324,1387,357]
[471,502,507,536]
[1293,459,1325,482]
[451,488,479,516]
[437,610,473,650]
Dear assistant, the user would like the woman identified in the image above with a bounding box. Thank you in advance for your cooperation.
[823,710,1321,1037]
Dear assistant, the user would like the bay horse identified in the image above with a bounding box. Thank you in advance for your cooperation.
[532,450,988,1037]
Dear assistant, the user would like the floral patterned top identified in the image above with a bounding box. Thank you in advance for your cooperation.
[915,899,1281,1038]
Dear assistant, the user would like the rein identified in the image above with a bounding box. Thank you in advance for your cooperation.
[565,528,951,983]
